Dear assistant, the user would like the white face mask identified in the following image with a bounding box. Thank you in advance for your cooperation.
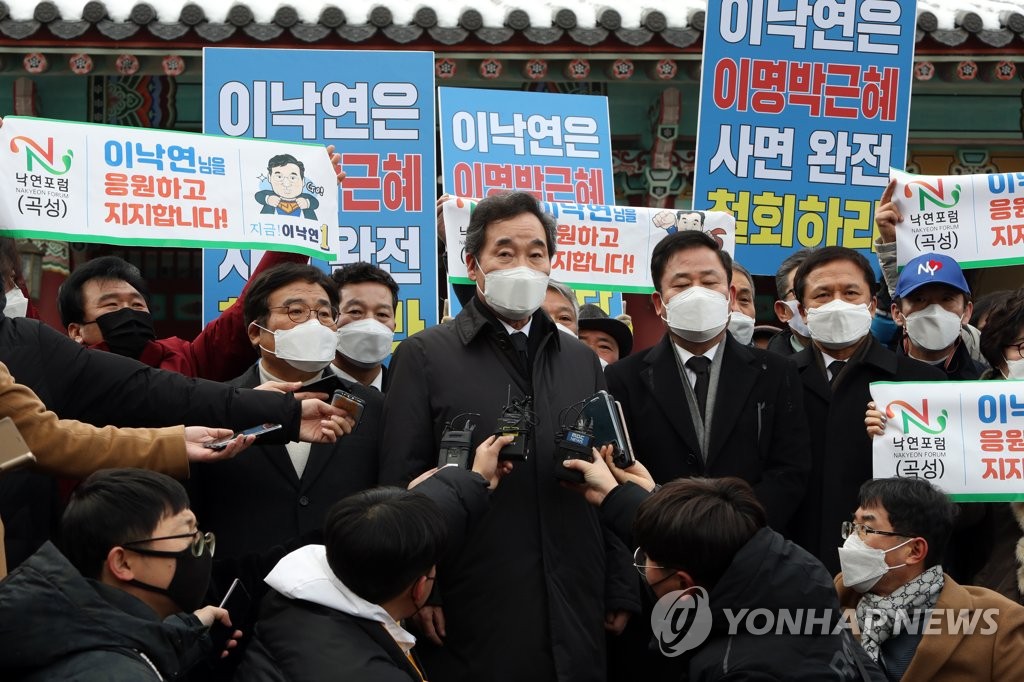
[805,300,873,350]
[728,312,755,345]
[838,533,912,593]
[555,322,577,337]
[903,304,963,352]
[3,287,28,318]
[784,300,811,338]
[1004,357,1024,380]
[478,266,549,321]
[257,318,338,373]
[662,287,730,343]
[336,318,394,368]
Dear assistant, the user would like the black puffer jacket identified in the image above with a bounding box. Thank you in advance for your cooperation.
[0,542,211,681]
[600,484,886,681]
[234,591,423,682]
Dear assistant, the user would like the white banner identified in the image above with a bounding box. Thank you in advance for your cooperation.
[444,198,735,293]
[0,116,339,259]
[870,380,1024,502]
[892,168,1024,271]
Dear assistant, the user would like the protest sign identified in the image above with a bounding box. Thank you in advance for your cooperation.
[0,116,337,259]
[444,198,735,294]
[892,168,1024,270]
[438,87,614,204]
[201,47,436,339]
[692,0,917,275]
[871,380,1024,502]
[438,86,626,314]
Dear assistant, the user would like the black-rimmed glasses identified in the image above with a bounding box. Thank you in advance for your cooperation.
[123,530,216,558]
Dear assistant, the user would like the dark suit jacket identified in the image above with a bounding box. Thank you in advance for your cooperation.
[187,364,382,560]
[790,336,945,574]
[605,333,811,531]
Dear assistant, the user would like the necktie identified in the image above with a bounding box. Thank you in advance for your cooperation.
[686,355,712,419]
[510,331,530,373]
[828,360,847,386]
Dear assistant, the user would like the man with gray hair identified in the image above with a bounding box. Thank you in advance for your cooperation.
[543,280,579,334]
[767,249,814,357]
[380,191,638,682]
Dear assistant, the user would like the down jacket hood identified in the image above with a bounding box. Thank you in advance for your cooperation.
[264,544,416,652]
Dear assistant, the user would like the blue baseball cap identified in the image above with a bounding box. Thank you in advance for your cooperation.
[895,253,971,299]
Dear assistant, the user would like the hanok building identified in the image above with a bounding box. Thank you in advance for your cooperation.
[0,0,1021,344]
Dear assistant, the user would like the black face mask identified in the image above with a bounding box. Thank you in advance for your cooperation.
[127,545,213,613]
[643,569,680,603]
[94,307,156,359]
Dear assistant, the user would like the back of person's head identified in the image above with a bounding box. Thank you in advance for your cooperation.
[649,230,733,294]
[58,256,151,328]
[633,477,766,590]
[774,249,813,299]
[60,469,190,579]
[857,478,955,569]
[463,191,557,261]
[792,246,875,304]
[330,262,400,311]
[979,287,1024,370]
[325,488,447,604]
[243,262,339,327]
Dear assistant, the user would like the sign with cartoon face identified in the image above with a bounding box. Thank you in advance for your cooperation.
[443,197,735,294]
[0,116,337,259]
[891,168,1024,271]
[871,380,1024,502]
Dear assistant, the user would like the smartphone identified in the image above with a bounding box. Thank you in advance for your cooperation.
[581,391,636,469]
[0,417,35,474]
[331,389,365,429]
[209,578,252,655]
[301,375,343,397]
[203,423,282,451]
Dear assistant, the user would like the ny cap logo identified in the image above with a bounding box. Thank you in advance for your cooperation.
[916,260,943,277]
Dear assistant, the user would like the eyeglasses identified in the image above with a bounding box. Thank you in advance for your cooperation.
[123,530,216,558]
[841,521,908,542]
[1006,341,1024,360]
[269,304,339,326]
[633,547,670,576]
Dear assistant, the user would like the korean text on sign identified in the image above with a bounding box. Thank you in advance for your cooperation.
[692,0,915,275]
[871,380,1024,502]
[892,169,1024,271]
[444,197,735,294]
[0,116,338,259]
[201,48,437,335]
[439,87,615,207]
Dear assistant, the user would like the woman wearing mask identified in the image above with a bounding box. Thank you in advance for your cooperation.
[0,237,35,319]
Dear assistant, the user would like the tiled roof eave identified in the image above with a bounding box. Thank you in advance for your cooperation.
[1,3,1023,49]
